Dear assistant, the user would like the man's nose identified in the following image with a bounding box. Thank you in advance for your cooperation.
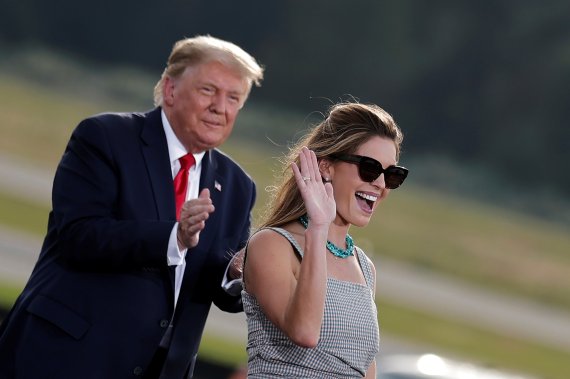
[209,93,226,114]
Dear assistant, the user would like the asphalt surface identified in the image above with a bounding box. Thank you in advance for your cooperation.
[2,152,570,357]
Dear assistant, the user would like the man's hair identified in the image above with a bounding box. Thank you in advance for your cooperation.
[153,35,264,106]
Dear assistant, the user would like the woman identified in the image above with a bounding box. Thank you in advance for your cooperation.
[242,102,408,378]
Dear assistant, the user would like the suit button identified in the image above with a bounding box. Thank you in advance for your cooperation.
[160,319,169,328]
[133,366,143,376]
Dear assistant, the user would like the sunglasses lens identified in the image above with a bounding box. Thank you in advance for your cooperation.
[358,160,382,182]
[336,154,408,189]
[384,167,408,189]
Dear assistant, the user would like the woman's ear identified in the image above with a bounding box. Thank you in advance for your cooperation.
[319,159,333,183]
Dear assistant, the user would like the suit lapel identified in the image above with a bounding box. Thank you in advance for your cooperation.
[196,149,219,252]
[140,108,176,221]
[177,150,221,293]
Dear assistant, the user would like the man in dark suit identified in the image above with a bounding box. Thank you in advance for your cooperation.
[0,35,264,379]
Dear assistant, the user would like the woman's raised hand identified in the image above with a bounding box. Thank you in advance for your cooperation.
[291,147,336,228]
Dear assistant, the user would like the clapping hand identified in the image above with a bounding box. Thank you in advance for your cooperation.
[177,188,215,249]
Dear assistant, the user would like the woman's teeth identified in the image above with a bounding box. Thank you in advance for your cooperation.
[356,192,377,202]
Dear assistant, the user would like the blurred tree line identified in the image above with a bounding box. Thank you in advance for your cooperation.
[1,0,569,198]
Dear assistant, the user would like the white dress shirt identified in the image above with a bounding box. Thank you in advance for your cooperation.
[162,110,242,309]
[161,110,205,308]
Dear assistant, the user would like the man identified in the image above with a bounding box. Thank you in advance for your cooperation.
[0,35,264,379]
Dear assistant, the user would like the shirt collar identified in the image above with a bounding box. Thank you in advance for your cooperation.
[161,109,205,169]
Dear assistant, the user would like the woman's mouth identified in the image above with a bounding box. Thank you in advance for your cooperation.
[355,191,378,213]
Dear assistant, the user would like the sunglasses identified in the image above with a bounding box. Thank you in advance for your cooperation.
[330,154,409,189]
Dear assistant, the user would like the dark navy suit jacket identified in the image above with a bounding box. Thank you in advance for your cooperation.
[0,108,255,379]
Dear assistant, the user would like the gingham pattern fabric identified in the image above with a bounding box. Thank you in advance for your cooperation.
[242,227,380,378]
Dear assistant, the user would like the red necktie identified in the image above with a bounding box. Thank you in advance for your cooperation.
[174,153,195,220]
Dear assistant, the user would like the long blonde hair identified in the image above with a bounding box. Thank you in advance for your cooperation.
[260,102,404,229]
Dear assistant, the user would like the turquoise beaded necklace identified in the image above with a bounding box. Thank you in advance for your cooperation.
[299,214,354,259]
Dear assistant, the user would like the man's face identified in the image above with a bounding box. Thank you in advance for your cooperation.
[163,61,249,153]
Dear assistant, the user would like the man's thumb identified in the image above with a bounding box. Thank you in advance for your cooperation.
[199,188,211,199]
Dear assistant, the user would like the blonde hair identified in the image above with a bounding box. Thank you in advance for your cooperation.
[153,35,264,106]
[261,102,404,228]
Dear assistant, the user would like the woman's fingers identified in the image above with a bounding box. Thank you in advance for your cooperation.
[293,149,318,190]
[299,147,321,182]
[291,148,335,223]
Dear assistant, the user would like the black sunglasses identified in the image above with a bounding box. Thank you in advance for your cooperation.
[330,154,409,189]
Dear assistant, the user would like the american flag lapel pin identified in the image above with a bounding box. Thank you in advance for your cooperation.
[214,180,222,192]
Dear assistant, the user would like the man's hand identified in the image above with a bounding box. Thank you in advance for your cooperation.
[177,188,215,249]
[228,248,245,280]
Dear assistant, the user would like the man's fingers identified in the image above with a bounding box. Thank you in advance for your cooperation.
[184,220,206,235]
[199,188,210,199]
[178,188,214,249]
[180,210,211,228]
[180,199,215,218]
[182,203,215,215]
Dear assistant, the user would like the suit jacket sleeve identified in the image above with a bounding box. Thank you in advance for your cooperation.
[213,181,255,312]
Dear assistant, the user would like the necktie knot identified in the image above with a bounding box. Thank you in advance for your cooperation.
[179,153,195,170]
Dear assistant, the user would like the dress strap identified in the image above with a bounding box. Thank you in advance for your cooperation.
[354,247,375,290]
[267,229,373,290]
[265,227,304,259]
[243,227,304,289]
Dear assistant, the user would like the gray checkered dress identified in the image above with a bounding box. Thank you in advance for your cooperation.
[242,227,380,378]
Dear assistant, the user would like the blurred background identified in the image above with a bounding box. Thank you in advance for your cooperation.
[1,1,569,378]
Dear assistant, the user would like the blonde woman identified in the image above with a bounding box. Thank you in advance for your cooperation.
[242,102,408,378]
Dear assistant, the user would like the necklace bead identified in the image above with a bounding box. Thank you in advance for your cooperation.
[299,215,354,259]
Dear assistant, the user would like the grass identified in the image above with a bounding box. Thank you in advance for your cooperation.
[0,190,50,236]
[377,299,569,379]
[198,334,248,367]
[0,281,24,310]
[1,49,570,379]
[221,142,570,312]
[352,186,570,310]
[0,75,114,168]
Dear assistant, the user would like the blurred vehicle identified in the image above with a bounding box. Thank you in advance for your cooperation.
[377,353,535,379]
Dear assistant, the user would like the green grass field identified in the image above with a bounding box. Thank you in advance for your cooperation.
[1,51,569,378]
[222,143,570,312]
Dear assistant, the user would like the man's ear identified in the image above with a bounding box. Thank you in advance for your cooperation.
[163,76,176,106]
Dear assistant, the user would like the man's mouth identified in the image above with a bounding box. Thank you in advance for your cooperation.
[203,119,222,127]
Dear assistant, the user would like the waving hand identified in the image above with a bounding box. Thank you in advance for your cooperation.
[291,147,336,227]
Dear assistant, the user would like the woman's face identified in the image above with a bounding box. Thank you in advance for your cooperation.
[328,136,398,228]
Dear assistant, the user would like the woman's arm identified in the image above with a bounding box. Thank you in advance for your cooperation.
[245,226,327,347]
[365,359,377,378]
[245,147,336,347]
